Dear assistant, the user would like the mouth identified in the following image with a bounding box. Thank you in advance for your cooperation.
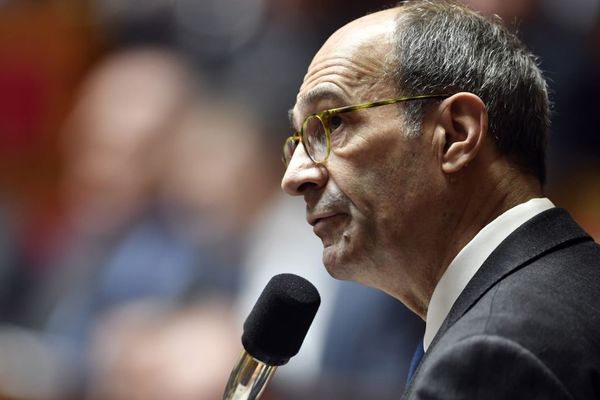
[309,213,348,242]
[307,212,341,227]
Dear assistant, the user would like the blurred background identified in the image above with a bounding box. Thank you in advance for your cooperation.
[0,0,598,399]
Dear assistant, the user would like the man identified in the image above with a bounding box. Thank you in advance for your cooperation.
[281,1,600,398]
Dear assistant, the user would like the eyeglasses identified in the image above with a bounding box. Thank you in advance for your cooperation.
[282,94,450,167]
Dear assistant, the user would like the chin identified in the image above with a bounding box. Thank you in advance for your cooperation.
[321,243,363,282]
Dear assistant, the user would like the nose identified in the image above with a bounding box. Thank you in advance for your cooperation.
[281,143,328,196]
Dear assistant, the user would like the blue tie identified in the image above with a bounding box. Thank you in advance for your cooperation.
[406,339,424,384]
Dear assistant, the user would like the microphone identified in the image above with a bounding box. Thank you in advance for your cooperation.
[223,273,321,400]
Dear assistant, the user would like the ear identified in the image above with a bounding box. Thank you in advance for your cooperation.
[434,93,488,174]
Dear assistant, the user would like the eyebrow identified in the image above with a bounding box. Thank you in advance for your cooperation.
[288,87,348,131]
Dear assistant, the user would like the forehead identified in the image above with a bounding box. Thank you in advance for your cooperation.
[292,8,399,126]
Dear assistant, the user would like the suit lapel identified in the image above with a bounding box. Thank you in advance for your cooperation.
[435,208,591,338]
[403,208,592,397]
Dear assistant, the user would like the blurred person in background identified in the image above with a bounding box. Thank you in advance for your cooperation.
[0,46,203,399]
[82,91,285,400]
[37,46,200,344]
[87,300,240,400]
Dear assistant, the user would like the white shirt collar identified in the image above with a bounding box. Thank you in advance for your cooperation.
[423,197,555,351]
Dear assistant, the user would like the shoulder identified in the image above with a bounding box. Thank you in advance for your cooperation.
[407,239,600,399]
[487,238,600,335]
[473,236,600,341]
[405,334,574,400]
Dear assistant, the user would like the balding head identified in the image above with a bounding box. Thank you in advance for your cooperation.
[301,8,398,94]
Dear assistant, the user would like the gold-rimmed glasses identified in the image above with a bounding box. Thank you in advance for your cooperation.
[282,94,451,167]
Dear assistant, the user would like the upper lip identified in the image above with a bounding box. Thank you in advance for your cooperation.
[307,211,341,226]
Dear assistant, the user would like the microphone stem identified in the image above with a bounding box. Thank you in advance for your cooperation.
[223,352,277,400]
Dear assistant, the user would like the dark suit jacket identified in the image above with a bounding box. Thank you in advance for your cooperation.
[403,208,600,399]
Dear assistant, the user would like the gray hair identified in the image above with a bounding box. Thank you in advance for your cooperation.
[390,0,550,184]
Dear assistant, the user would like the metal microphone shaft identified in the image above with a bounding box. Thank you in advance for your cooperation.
[222,352,276,400]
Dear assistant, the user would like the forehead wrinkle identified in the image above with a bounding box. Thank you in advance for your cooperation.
[297,86,348,110]
[313,55,384,80]
[302,56,384,95]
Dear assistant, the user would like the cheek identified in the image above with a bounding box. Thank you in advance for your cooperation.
[329,118,441,234]
[345,148,438,241]
[335,144,419,217]
[327,167,386,259]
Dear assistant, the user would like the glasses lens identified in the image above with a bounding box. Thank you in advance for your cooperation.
[303,115,328,163]
[282,136,299,166]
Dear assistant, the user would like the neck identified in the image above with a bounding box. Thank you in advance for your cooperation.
[439,173,541,277]
[388,163,543,319]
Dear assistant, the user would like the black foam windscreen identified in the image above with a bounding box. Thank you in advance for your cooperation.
[242,273,321,366]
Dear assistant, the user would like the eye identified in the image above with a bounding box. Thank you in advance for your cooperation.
[329,115,343,130]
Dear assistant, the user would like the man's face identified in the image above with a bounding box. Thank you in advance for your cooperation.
[281,9,443,288]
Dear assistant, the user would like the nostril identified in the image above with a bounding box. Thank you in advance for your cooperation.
[298,182,318,193]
